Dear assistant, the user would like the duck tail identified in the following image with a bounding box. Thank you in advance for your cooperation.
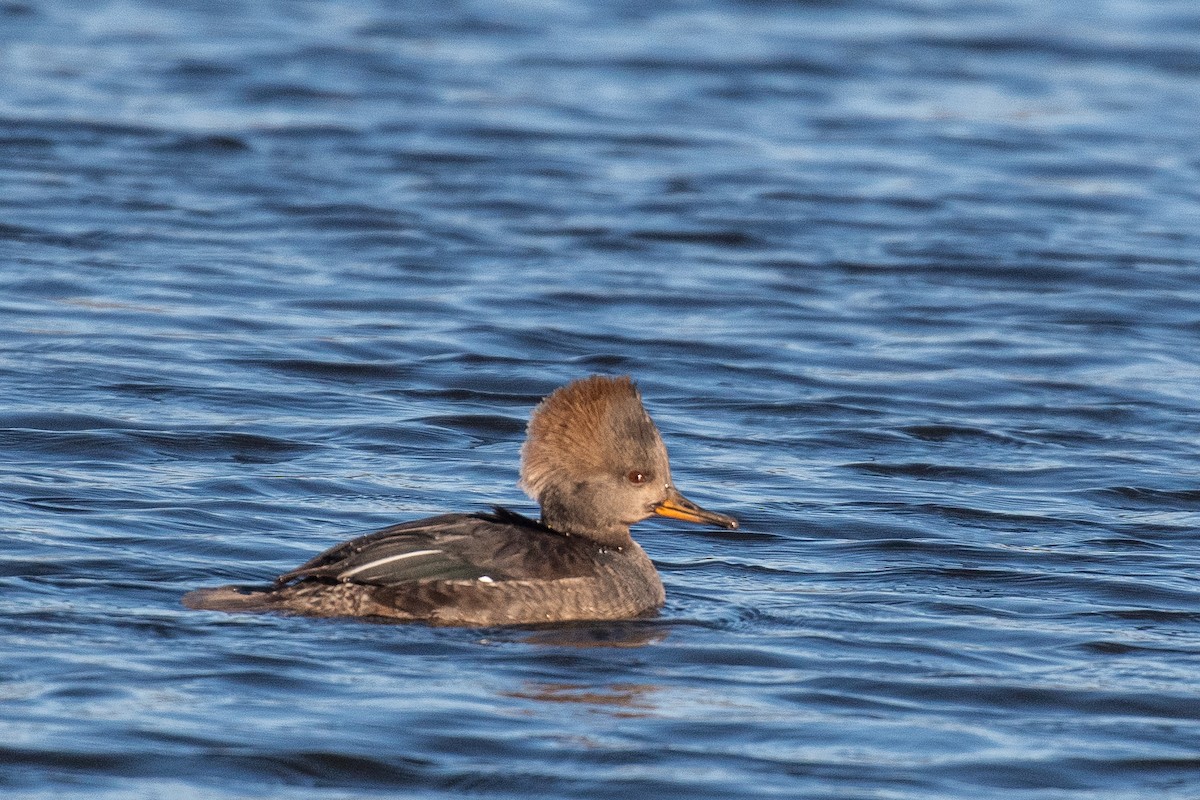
[182,584,280,613]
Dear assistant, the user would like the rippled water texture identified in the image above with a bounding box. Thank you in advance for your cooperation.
[3,1,1200,797]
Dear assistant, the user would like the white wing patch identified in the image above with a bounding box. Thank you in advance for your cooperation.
[338,549,442,579]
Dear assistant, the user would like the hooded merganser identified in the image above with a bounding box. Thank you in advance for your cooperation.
[182,375,737,626]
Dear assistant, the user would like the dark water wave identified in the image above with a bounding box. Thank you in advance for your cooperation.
[2,0,1200,798]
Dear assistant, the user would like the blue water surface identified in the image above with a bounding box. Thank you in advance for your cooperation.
[3,1,1200,798]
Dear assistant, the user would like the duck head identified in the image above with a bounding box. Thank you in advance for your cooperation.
[519,375,738,547]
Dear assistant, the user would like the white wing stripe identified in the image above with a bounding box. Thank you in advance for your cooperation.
[339,549,442,579]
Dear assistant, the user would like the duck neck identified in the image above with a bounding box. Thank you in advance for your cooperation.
[538,491,634,549]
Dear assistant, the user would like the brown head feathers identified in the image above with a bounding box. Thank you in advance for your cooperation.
[519,375,667,504]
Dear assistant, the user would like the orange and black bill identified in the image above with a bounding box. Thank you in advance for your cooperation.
[653,488,738,530]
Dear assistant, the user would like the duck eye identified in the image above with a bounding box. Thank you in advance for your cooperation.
[627,470,647,485]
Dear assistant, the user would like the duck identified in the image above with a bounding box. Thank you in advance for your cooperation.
[182,375,737,626]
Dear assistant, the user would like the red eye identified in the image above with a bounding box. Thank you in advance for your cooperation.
[627,470,647,484]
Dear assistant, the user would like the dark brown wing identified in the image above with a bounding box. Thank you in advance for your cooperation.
[274,507,577,587]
